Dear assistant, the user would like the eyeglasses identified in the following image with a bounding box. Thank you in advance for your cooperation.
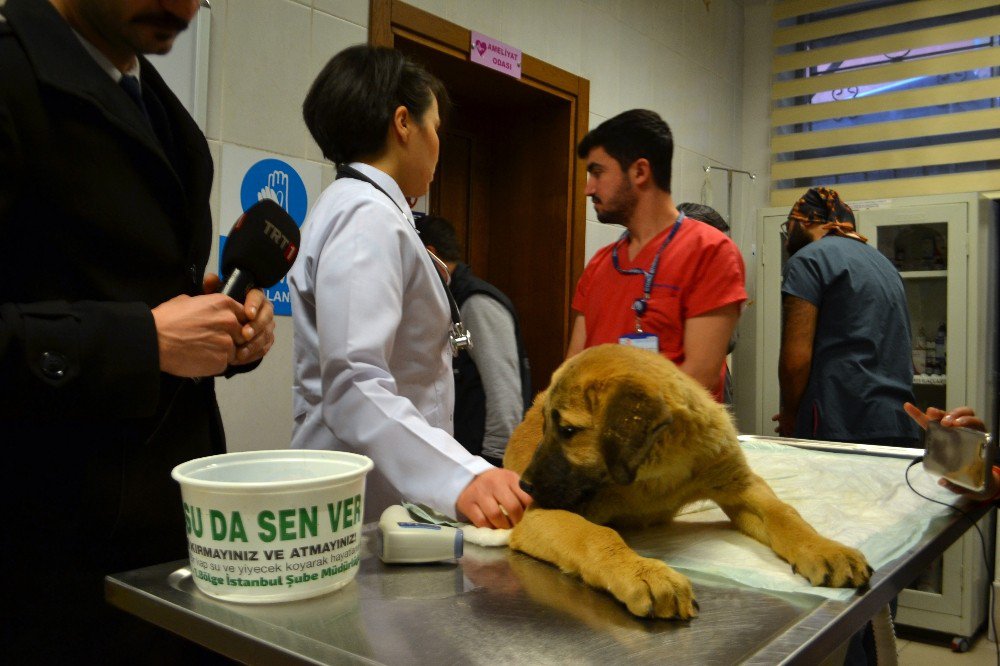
[779,219,791,242]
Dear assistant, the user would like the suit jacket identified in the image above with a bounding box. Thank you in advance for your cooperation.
[0,0,226,649]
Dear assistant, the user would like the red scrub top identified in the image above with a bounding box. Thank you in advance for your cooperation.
[573,218,747,401]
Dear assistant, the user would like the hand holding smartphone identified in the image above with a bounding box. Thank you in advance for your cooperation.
[922,420,996,493]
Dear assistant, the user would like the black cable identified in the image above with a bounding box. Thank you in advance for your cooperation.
[904,457,998,663]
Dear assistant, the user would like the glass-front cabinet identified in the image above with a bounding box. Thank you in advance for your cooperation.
[858,204,983,644]
[861,205,967,418]
[743,193,996,441]
[739,193,997,646]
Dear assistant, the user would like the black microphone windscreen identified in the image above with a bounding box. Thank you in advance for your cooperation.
[221,199,300,290]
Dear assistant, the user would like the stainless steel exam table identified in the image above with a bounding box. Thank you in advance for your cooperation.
[106,438,992,665]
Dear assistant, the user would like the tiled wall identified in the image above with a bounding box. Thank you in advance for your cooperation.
[207,0,768,452]
[205,0,366,451]
[733,0,774,433]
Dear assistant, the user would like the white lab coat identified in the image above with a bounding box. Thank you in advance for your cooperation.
[289,163,491,520]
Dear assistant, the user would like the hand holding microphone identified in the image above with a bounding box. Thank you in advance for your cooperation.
[153,200,300,377]
[199,273,272,367]
[219,198,300,365]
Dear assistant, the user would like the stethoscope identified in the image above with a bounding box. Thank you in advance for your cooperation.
[611,212,684,330]
[336,164,472,356]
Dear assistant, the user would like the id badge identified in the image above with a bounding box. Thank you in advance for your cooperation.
[619,332,659,352]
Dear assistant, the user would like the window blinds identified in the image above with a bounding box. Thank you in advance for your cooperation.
[770,0,1000,206]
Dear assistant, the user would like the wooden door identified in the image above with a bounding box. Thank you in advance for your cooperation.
[370,0,589,391]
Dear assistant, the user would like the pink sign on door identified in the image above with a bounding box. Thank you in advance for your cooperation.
[470,31,522,80]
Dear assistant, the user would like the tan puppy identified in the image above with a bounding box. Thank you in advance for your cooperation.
[504,344,871,619]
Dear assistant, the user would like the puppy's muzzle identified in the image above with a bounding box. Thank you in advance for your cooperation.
[521,445,603,510]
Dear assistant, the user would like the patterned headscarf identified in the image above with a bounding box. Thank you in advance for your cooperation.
[787,186,867,243]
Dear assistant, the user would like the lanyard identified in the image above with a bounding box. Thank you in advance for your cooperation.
[335,164,472,355]
[611,213,684,320]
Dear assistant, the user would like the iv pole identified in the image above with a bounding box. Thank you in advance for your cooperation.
[703,165,758,308]
[703,165,756,227]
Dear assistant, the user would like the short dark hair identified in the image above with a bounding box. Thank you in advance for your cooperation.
[415,215,462,263]
[677,202,730,234]
[577,109,673,192]
[303,45,450,164]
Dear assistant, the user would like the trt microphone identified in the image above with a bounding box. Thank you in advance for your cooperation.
[220,199,300,298]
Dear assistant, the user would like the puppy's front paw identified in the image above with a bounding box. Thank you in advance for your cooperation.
[791,539,872,588]
[604,556,698,619]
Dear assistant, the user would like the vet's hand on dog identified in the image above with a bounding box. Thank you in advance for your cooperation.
[457,468,533,529]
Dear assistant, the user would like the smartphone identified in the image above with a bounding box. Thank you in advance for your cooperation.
[922,420,996,492]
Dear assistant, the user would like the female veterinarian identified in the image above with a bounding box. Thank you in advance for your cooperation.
[288,45,531,528]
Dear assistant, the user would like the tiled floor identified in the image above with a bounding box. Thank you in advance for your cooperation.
[898,634,999,665]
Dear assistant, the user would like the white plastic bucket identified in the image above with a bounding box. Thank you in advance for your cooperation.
[171,450,373,604]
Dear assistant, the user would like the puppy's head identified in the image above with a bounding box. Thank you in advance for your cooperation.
[519,356,672,511]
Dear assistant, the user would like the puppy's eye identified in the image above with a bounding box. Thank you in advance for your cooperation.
[558,425,579,439]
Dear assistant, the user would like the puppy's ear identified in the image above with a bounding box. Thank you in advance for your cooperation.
[599,380,671,485]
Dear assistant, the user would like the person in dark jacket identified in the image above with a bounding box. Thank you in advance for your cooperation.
[0,0,275,660]
[416,216,531,467]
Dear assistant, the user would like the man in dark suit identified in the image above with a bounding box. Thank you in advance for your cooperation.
[0,0,275,660]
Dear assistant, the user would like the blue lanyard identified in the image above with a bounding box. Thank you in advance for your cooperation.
[611,213,684,316]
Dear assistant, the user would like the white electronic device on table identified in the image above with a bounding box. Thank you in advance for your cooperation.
[377,505,464,563]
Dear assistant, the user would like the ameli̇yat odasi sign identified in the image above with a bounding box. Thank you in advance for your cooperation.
[470,31,522,79]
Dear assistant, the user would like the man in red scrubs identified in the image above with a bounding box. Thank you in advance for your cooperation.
[569,110,746,401]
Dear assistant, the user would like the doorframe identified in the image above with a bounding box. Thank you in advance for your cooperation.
[369,0,590,348]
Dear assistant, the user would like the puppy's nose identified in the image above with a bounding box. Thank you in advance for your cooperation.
[519,479,535,496]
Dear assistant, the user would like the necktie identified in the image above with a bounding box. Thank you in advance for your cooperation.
[119,74,151,124]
